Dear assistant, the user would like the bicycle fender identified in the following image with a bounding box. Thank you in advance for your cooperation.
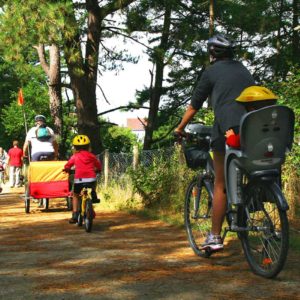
[269,182,289,211]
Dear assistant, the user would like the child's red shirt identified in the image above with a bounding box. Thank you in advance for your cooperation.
[64,150,102,182]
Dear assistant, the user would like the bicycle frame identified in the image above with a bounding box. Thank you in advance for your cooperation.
[79,187,93,217]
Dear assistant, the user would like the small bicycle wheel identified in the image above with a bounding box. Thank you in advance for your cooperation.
[77,213,83,227]
[84,200,93,233]
[239,182,289,278]
[184,176,214,258]
[25,198,30,214]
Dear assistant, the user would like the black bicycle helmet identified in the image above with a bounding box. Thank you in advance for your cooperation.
[207,34,235,59]
[34,115,46,122]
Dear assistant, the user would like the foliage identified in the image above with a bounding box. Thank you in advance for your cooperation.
[0,1,75,55]
[100,122,139,153]
[0,58,21,108]
[127,0,299,148]
[0,75,76,157]
[0,78,49,148]
[128,146,194,213]
[274,69,300,218]
[273,69,300,175]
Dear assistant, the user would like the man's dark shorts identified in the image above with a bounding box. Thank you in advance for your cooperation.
[32,152,55,162]
[210,121,226,153]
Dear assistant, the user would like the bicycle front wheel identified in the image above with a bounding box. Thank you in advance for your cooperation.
[239,182,289,278]
[184,177,214,258]
[84,200,93,233]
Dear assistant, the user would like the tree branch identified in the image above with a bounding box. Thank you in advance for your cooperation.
[105,27,153,51]
[97,82,111,105]
[101,0,136,19]
[34,44,49,76]
[98,104,150,116]
[152,123,179,144]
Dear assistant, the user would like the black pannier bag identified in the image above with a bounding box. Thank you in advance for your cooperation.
[183,124,212,170]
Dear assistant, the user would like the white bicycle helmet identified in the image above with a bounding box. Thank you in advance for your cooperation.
[207,34,235,58]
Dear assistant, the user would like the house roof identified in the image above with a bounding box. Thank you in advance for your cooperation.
[127,118,146,131]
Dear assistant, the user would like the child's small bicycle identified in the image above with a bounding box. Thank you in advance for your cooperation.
[77,186,99,233]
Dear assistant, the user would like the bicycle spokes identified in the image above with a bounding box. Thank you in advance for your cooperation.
[185,179,214,258]
[240,183,289,278]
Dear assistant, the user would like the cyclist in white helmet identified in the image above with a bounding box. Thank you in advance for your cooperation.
[23,115,58,162]
[175,34,255,251]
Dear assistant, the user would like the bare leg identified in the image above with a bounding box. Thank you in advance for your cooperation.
[211,151,226,236]
[72,193,79,213]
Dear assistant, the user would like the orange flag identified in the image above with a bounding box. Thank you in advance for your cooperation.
[17,89,24,106]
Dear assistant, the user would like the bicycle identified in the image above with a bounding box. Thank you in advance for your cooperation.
[0,165,6,185]
[77,186,99,233]
[181,105,295,278]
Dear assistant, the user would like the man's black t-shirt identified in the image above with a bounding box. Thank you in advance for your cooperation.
[191,60,255,138]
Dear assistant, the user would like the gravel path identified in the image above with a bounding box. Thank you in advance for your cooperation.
[0,191,299,300]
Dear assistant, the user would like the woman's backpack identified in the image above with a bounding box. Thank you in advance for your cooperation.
[35,124,52,141]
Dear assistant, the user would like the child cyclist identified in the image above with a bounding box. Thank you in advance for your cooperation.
[64,135,102,224]
[225,86,278,149]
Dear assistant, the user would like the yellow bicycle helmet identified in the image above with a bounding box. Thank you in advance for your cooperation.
[236,86,278,102]
[72,135,90,146]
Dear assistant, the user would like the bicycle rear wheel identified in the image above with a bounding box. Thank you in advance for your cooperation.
[84,200,93,233]
[239,182,289,278]
[184,176,214,258]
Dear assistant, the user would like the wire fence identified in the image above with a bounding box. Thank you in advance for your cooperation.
[98,146,175,184]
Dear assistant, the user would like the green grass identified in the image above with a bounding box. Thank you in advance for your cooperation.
[98,181,143,211]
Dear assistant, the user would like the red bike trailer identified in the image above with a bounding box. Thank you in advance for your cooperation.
[24,161,72,213]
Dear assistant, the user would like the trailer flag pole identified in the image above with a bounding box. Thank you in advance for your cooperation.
[17,88,28,134]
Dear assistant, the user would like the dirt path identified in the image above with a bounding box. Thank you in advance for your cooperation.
[0,190,299,300]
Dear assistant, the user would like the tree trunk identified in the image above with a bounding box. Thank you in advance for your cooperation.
[63,0,137,154]
[143,4,171,150]
[48,45,63,136]
[35,44,65,156]
[70,73,102,154]
[63,2,102,154]
[292,0,300,65]
[275,0,284,78]
[209,0,214,37]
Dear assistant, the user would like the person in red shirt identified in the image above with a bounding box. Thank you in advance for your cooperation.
[7,140,23,188]
[64,135,102,224]
[225,86,278,148]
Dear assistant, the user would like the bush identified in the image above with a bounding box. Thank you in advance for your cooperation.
[128,146,195,214]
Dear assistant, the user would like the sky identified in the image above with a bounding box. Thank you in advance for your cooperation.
[96,42,152,127]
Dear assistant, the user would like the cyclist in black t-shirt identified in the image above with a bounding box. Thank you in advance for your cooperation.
[175,34,255,250]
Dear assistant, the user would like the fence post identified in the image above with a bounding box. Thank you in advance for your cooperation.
[176,143,185,165]
[133,145,139,170]
[104,149,109,187]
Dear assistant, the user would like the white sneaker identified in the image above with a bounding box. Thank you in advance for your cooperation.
[201,233,224,251]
